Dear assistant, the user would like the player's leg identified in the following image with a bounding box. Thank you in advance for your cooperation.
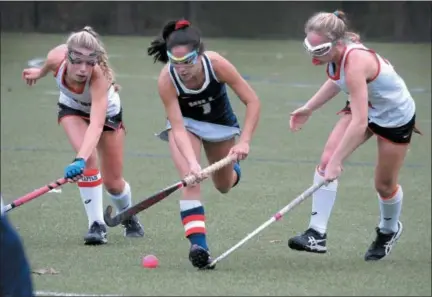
[59,106,106,245]
[364,118,415,261]
[167,130,212,268]
[97,123,144,238]
[288,113,352,253]
[288,103,373,253]
[203,138,240,194]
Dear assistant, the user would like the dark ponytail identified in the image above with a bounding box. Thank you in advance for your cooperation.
[148,19,202,64]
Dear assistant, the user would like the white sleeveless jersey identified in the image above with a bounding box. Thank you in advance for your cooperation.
[327,43,415,127]
[55,61,121,117]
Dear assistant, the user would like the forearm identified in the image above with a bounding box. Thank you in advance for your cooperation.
[305,79,341,111]
[173,129,197,165]
[329,122,368,165]
[39,61,54,78]
[239,100,261,144]
[76,125,103,161]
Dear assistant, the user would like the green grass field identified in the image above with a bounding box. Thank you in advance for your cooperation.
[1,33,431,296]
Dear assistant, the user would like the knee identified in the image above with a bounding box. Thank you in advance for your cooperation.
[215,184,231,194]
[104,177,125,195]
[214,175,234,194]
[375,178,398,198]
[214,163,241,194]
[319,150,333,171]
[320,135,343,170]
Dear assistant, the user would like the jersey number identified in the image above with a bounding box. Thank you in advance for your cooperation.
[201,103,211,114]
[188,97,214,114]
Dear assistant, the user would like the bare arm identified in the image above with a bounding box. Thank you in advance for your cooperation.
[40,44,67,77]
[209,52,261,144]
[75,65,109,161]
[329,51,372,165]
[305,79,341,111]
[158,67,197,165]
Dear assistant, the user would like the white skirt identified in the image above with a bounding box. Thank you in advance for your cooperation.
[156,117,241,142]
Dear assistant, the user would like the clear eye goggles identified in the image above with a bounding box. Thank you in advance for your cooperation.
[67,49,99,66]
[167,50,198,65]
[303,38,335,57]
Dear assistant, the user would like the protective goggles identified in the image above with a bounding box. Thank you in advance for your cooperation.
[303,38,335,57]
[67,49,99,66]
[167,50,198,65]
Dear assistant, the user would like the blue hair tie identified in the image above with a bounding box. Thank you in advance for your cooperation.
[333,11,339,17]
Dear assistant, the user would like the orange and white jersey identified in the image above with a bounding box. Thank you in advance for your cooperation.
[54,61,121,117]
[327,43,415,127]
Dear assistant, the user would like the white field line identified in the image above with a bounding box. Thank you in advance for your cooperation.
[35,290,121,297]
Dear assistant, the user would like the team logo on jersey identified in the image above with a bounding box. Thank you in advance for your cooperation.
[188,96,215,107]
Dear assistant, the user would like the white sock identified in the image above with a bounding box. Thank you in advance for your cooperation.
[107,181,132,214]
[308,167,338,235]
[77,169,104,227]
[179,199,202,211]
[378,185,403,234]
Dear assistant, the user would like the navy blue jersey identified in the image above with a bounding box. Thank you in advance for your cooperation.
[168,53,239,128]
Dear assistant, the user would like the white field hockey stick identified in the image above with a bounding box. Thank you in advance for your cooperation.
[207,180,328,268]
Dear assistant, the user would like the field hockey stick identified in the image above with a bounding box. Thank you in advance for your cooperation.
[103,154,238,227]
[2,178,67,213]
[206,180,328,268]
